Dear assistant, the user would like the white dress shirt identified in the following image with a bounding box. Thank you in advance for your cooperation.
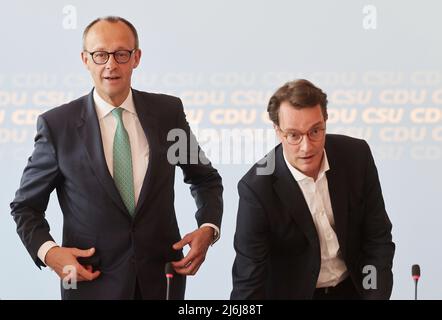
[93,89,149,205]
[283,150,348,288]
[38,89,219,265]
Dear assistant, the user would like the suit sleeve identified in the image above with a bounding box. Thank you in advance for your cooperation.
[10,115,61,268]
[231,180,269,300]
[359,141,395,299]
[174,99,223,229]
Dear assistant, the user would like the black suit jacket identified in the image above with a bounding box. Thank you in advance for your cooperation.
[10,89,223,299]
[231,134,395,300]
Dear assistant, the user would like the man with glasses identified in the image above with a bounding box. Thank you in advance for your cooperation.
[11,16,223,299]
[231,79,395,299]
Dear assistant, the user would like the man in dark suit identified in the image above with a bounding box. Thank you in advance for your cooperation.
[10,16,223,299]
[231,79,395,300]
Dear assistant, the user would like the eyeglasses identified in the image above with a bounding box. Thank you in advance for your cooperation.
[86,49,136,65]
[277,125,325,145]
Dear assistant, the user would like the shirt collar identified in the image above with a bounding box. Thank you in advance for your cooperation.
[283,149,330,182]
[93,89,136,120]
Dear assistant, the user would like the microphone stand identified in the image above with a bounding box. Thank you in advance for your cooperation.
[165,262,174,300]
[166,275,171,300]
[414,279,418,300]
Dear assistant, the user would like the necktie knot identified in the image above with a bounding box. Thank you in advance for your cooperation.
[112,107,124,122]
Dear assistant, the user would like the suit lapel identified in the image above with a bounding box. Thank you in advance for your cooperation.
[273,146,319,245]
[132,90,160,217]
[76,91,129,215]
[325,138,349,257]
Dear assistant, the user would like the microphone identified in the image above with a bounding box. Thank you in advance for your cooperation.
[165,262,174,300]
[411,264,421,300]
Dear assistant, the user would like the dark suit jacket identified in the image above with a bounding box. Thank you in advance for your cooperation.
[10,89,223,299]
[231,134,395,300]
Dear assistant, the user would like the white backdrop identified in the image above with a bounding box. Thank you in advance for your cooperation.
[1,0,441,299]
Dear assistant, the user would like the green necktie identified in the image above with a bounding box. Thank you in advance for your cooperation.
[112,108,136,216]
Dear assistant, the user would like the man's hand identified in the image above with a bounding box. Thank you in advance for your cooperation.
[45,246,101,282]
[171,226,214,275]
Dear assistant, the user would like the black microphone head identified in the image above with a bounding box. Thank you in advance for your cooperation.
[165,262,174,278]
[412,264,421,280]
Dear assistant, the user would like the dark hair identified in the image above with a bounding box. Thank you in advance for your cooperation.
[82,16,139,50]
[267,79,328,125]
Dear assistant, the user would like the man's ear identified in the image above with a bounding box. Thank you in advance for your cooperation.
[81,51,89,70]
[274,124,283,143]
[132,49,142,69]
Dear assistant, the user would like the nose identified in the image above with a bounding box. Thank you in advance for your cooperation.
[298,134,313,153]
[105,54,118,69]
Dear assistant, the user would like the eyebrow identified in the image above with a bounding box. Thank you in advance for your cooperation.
[283,121,324,132]
[88,47,132,51]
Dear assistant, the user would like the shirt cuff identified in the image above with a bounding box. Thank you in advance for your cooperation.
[200,223,220,245]
[37,241,59,266]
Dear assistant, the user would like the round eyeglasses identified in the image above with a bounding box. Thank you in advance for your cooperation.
[278,125,326,145]
[86,49,136,65]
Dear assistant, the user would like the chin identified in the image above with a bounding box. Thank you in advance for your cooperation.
[297,162,318,177]
[302,166,314,176]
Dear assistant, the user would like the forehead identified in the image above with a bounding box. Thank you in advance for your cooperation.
[84,20,136,50]
[278,102,324,131]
